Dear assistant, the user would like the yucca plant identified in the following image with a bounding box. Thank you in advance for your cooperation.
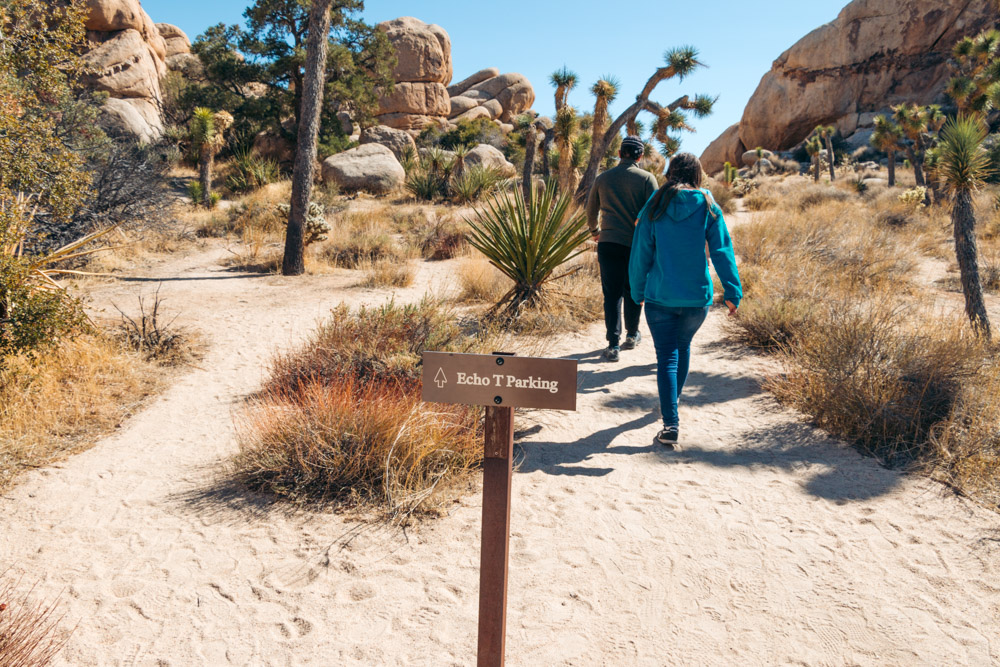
[554,106,579,195]
[816,126,836,180]
[189,107,234,207]
[465,181,591,322]
[892,103,930,187]
[550,66,578,112]
[805,136,823,183]
[451,165,510,204]
[406,169,447,202]
[871,115,904,186]
[938,115,993,338]
[226,145,280,193]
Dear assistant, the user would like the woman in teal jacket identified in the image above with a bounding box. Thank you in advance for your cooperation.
[628,153,742,446]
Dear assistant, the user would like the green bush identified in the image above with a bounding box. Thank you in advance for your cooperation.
[450,165,510,204]
[0,256,87,363]
[226,146,280,193]
[188,181,203,204]
[419,117,504,150]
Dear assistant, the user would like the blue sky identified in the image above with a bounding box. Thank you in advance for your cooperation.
[143,0,847,155]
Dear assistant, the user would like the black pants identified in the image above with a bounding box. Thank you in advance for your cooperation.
[597,242,642,347]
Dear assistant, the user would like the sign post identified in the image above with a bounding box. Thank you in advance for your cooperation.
[422,352,577,667]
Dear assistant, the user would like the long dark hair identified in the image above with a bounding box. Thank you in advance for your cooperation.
[648,152,712,221]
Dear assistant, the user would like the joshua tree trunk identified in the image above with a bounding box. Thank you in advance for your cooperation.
[953,189,992,339]
[522,125,538,202]
[557,140,572,194]
[825,135,836,181]
[540,129,553,182]
[199,145,213,206]
[906,145,926,187]
[887,150,896,187]
[812,155,820,183]
[282,0,334,276]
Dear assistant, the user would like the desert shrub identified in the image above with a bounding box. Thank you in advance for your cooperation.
[0,573,67,666]
[276,202,329,245]
[786,184,853,211]
[113,290,189,364]
[450,165,510,204]
[361,258,415,287]
[706,179,736,214]
[233,300,488,511]
[225,146,280,193]
[744,191,776,211]
[898,186,927,211]
[414,215,468,260]
[725,289,818,350]
[419,117,504,150]
[187,181,203,205]
[219,185,290,237]
[323,215,405,269]
[0,256,87,364]
[405,169,448,202]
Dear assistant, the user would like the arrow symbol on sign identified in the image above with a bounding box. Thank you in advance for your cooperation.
[434,368,448,388]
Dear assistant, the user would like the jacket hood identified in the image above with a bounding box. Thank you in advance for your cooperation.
[666,189,709,221]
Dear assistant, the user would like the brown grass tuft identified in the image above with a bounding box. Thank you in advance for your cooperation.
[0,572,68,666]
[360,259,415,288]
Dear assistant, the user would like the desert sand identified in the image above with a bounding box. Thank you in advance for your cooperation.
[1,211,998,666]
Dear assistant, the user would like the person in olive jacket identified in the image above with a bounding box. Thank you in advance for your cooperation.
[586,136,659,362]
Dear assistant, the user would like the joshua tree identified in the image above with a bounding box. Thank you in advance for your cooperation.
[452,143,469,180]
[554,106,579,194]
[550,66,578,112]
[753,146,765,176]
[281,0,334,276]
[189,107,234,207]
[892,103,930,187]
[938,115,993,339]
[590,76,620,152]
[947,28,1000,113]
[805,135,823,183]
[816,126,836,180]
[870,115,904,187]
[575,47,716,202]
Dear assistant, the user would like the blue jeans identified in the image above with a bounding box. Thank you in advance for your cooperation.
[645,303,710,428]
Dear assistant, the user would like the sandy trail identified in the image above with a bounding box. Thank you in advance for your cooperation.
[1,225,998,666]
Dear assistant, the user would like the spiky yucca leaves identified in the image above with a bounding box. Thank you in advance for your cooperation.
[554,106,579,195]
[939,115,993,338]
[892,103,931,187]
[590,76,620,151]
[948,28,1000,113]
[189,107,234,207]
[805,136,823,183]
[663,46,700,79]
[550,66,578,111]
[871,115,904,186]
[465,181,591,322]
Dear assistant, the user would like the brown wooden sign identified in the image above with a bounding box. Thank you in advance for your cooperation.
[421,351,577,666]
[421,352,577,411]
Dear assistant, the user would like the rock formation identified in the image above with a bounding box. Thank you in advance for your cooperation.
[359,125,417,161]
[375,17,453,133]
[447,69,536,125]
[80,0,195,143]
[701,0,996,174]
[321,144,406,194]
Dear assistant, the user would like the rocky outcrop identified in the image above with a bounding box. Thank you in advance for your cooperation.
[321,144,406,194]
[700,124,745,175]
[375,17,453,133]
[359,125,417,161]
[448,71,535,124]
[702,0,996,171]
[80,2,197,142]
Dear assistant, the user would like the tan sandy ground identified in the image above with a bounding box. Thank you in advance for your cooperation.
[1,211,999,666]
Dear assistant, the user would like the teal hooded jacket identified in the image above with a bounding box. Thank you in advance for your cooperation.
[628,189,742,309]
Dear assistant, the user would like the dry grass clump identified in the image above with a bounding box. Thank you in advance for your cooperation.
[412,215,468,260]
[0,573,68,666]
[508,251,603,334]
[728,184,1000,506]
[455,257,509,303]
[786,184,854,211]
[706,179,736,214]
[233,300,490,513]
[360,258,415,288]
[0,336,160,491]
[322,208,409,269]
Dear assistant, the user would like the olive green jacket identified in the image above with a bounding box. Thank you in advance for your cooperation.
[586,160,659,248]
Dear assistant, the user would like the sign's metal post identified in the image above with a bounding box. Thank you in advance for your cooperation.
[478,405,514,667]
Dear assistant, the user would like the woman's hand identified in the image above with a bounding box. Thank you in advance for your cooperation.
[725,300,738,317]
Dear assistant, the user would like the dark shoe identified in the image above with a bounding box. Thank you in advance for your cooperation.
[656,426,679,445]
[604,345,621,362]
[622,331,642,350]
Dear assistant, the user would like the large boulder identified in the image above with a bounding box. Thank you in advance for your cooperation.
[359,125,417,161]
[321,144,406,194]
[448,67,500,97]
[700,123,746,175]
[465,144,516,178]
[99,97,163,143]
[742,149,776,167]
[376,81,450,116]
[155,23,190,58]
[377,112,448,133]
[377,17,452,85]
[733,0,995,152]
[82,29,161,101]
